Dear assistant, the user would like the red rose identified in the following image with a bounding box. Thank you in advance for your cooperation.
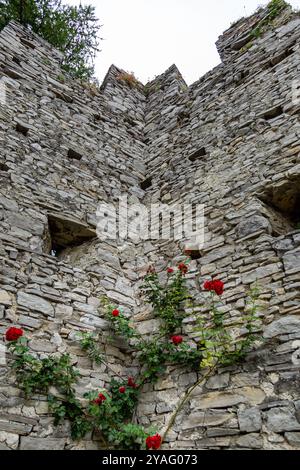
[167,268,174,274]
[5,327,23,342]
[178,263,188,275]
[119,386,126,393]
[112,309,120,317]
[171,335,183,346]
[128,377,137,388]
[94,392,106,405]
[204,279,224,296]
[146,434,162,450]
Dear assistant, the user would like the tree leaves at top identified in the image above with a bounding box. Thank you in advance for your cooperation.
[0,0,101,80]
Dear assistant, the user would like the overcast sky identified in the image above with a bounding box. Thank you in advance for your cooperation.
[66,0,300,85]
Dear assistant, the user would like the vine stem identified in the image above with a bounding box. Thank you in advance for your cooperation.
[162,366,217,443]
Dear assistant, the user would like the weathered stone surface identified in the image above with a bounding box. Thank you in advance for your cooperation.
[238,408,262,432]
[1,3,300,451]
[29,339,56,353]
[20,437,66,450]
[17,292,54,316]
[236,216,271,238]
[265,408,300,432]
[285,432,300,446]
[181,411,233,430]
[264,316,300,339]
[206,373,230,390]
[191,387,265,410]
[236,433,263,449]
[0,290,12,306]
[0,421,32,435]
[283,249,300,272]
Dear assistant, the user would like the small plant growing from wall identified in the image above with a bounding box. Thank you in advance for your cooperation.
[250,0,290,39]
[117,72,139,89]
[5,254,262,449]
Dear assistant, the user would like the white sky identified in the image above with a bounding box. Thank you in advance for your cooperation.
[66,0,300,85]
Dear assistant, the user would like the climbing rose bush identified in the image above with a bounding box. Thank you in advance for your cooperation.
[146,433,162,450]
[6,250,261,450]
[5,327,23,342]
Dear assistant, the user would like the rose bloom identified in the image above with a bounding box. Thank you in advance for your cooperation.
[203,279,225,296]
[112,309,120,317]
[167,268,174,274]
[178,263,188,275]
[171,335,183,346]
[119,386,126,393]
[94,393,107,405]
[146,434,162,450]
[5,327,23,342]
[127,377,137,389]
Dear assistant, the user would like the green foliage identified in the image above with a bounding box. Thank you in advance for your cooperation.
[79,332,103,364]
[249,0,289,40]
[7,337,90,440]
[267,0,289,20]
[195,286,261,368]
[84,380,147,449]
[141,268,190,334]
[48,395,91,440]
[107,424,148,450]
[135,338,202,383]
[0,0,101,80]
[8,337,79,396]
[102,297,137,339]
[103,266,202,383]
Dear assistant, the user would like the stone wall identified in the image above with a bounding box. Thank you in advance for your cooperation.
[0,3,300,450]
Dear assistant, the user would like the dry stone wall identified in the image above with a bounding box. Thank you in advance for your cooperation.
[0,4,300,450]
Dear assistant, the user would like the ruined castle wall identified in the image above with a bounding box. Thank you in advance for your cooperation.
[0,6,300,450]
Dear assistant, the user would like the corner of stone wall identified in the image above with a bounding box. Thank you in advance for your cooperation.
[216,2,294,63]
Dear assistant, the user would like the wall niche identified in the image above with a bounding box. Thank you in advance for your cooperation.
[258,176,300,236]
[45,213,96,259]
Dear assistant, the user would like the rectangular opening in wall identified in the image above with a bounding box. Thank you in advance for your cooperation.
[68,149,83,161]
[263,105,284,121]
[0,162,9,172]
[20,37,36,49]
[189,148,207,162]
[140,177,152,191]
[269,47,295,67]
[258,176,300,236]
[186,249,202,260]
[16,122,29,136]
[12,56,21,65]
[177,111,190,126]
[46,213,96,258]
